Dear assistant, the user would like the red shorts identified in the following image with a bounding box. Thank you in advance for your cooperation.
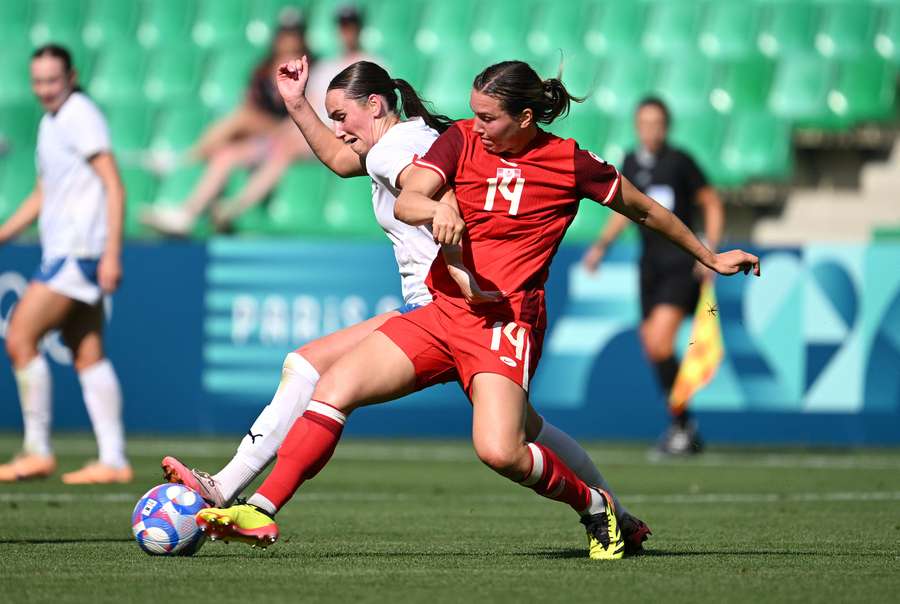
[378,291,546,395]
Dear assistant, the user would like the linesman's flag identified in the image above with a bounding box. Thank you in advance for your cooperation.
[669,281,724,415]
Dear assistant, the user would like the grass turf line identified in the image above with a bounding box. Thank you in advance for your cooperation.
[1,434,899,604]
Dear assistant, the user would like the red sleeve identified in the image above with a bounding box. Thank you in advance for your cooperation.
[574,145,621,206]
[412,123,464,185]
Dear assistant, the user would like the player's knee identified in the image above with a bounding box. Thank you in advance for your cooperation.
[474,442,523,477]
[309,374,355,415]
[294,343,325,374]
[5,329,34,365]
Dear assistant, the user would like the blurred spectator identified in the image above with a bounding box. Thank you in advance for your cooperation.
[141,22,318,236]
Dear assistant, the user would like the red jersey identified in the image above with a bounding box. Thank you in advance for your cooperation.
[413,119,620,304]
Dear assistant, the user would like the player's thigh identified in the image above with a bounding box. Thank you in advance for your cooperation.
[312,330,417,413]
[640,304,686,359]
[60,302,105,370]
[297,310,400,374]
[6,282,76,350]
[469,372,529,469]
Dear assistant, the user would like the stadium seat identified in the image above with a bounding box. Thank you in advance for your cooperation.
[361,0,423,57]
[380,43,429,91]
[120,167,159,238]
[150,105,211,154]
[0,102,41,154]
[105,102,156,159]
[248,162,331,235]
[527,0,592,58]
[768,54,833,125]
[193,0,249,49]
[547,109,609,152]
[200,46,262,115]
[29,0,86,48]
[653,53,716,115]
[89,45,147,105]
[423,52,482,119]
[306,0,347,58]
[700,1,763,59]
[0,151,37,220]
[82,0,140,50]
[669,111,727,185]
[720,112,792,184]
[593,52,657,117]
[470,0,531,59]
[0,51,34,104]
[584,1,645,56]
[875,2,900,65]
[564,198,611,243]
[138,0,198,49]
[0,2,32,47]
[416,0,477,55]
[144,44,204,106]
[539,53,601,100]
[709,56,776,114]
[600,117,637,168]
[757,0,819,57]
[642,0,702,57]
[824,55,897,128]
[152,165,213,237]
[246,0,312,47]
[815,1,878,58]
[322,176,383,238]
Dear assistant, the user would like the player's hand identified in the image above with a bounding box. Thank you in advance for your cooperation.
[276,56,311,109]
[446,264,503,305]
[98,252,122,294]
[711,249,760,277]
[581,243,606,273]
[432,203,465,245]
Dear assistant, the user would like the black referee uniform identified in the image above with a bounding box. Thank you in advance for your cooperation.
[621,145,706,319]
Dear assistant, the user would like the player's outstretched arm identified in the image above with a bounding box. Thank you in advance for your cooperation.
[0,180,41,245]
[276,56,365,177]
[395,165,465,245]
[609,176,760,277]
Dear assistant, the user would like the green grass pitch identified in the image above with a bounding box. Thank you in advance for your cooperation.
[1,434,899,603]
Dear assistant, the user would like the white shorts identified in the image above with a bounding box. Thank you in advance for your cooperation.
[33,256,102,305]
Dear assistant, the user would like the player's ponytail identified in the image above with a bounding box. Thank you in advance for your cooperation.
[473,60,583,124]
[328,61,455,133]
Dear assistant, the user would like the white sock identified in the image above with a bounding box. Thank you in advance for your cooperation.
[78,359,128,468]
[535,418,630,519]
[14,355,53,456]
[213,352,320,503]
[247,493,277,515]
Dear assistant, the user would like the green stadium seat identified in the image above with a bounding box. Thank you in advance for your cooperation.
[768,54,833,125]
[641,0,702,57]
[527,0,592,58]
[200,47,262,115]
[246,162,331,235]
[105,102,156,159]
[700,2,763,59]
[89,45,146,105]
[584,1,645,56]
[600,117,637,168]
[0,151,37,219]
[470,0,531,59]
[538,53,601,100]
[150,105,211,154]
[875,3,900,65]
[720,112,791,184]
[564,198,612,243]
[0,2,32,47]
[193,0,250,49]
[322,176,383,238]
[815,1,878,58]
[547,109,609,152]
[361,0,423,57]
[757,1,819,57]
[593,52,657,117]
[653,54,716,115]
[152,165,213,237]
[30,0,86,48]
[138,0,198,49]
[120,167,159,238]
[0,51,34,104]
[669,111,727,185]
[246,0,313,47]
[83,0,140,50]
[144,45,204,106]
[416,0,476,55]
[0,102,41,154]
[710,56,775,114]
[306,0,347,58]
[824,55,897,128]
[423,53,480,119]
[380,43,429,90]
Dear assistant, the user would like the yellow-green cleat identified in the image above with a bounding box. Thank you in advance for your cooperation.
[196,504,279,548]
[580,488,625,560]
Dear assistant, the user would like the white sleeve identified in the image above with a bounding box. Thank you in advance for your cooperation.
[67,97,111,159]
[366,139,416,189]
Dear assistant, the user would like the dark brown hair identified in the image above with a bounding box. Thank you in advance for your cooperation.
[472,60,583,124]
[328,60,454,133]
[636,96,671,127]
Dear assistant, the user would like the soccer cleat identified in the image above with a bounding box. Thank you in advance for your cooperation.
[580,488,625,560]
[196,504,279,548]
[61,461,133,484]
[0,453,56,482]
[619,512,652,555]
[655,421,704,456]
[161,456,226,507]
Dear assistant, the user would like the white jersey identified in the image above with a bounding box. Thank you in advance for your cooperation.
[365,117,441,307]
[36,91,111,259]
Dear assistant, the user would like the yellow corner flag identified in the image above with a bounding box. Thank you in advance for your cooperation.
[669,281,724,415]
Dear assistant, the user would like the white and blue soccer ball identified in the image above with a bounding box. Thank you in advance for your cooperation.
[131,483,209,556]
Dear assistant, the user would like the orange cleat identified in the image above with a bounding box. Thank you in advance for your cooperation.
[61,461,133,484]
[0,453,57,482]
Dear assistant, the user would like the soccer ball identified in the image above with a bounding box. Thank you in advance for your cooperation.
[131,483,209,556]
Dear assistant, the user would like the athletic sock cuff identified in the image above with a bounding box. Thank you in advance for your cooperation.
[284,352,320,383]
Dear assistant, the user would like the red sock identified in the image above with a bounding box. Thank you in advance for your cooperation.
[520,442,593,514]
[254,401,346,512]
